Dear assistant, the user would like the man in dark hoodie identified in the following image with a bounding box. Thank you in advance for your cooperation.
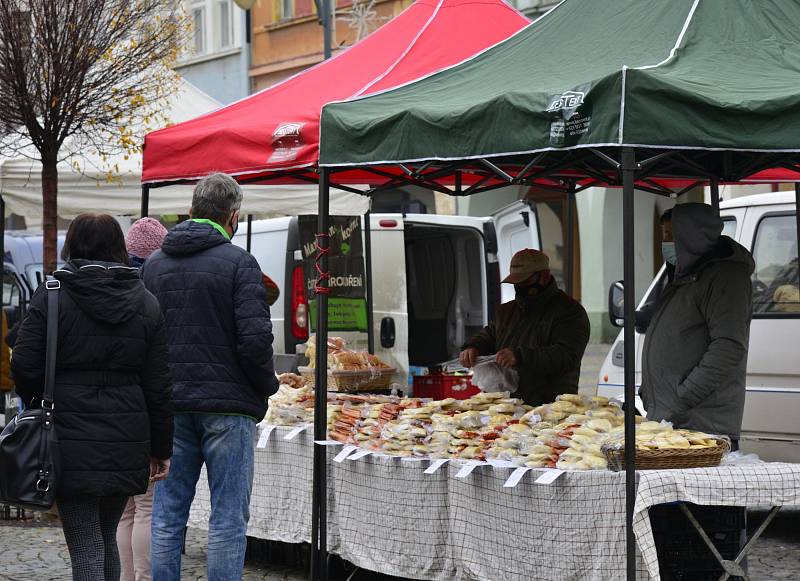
[142,173,278,581]
[639,203,755,445]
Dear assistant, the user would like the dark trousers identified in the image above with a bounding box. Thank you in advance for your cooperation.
[59,495,128,581]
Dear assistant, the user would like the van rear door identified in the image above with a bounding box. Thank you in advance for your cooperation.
[368,215,409,382]
[492,201,541,303]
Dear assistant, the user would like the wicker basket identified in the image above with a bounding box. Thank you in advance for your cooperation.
[602,438,730,471]
[298,366,397,392]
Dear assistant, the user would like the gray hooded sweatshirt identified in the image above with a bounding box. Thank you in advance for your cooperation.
[640,203,755,438]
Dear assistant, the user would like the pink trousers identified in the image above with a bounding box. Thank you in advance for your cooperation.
[116,483,154,581]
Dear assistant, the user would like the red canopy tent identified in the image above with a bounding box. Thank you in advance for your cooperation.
[141,0,530,187]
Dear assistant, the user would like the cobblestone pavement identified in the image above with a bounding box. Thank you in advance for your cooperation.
[0,523,306,581]
[2,508,799,580]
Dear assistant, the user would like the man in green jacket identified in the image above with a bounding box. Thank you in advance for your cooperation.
[459,249,590,406]
[640,204,755,444]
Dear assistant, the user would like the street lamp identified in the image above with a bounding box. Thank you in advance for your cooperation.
[232,0,257,9]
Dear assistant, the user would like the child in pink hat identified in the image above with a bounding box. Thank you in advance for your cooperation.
[119,217,168,581]
[126,217,168,268]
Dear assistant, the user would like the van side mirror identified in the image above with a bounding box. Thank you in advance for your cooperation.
[608,280,625,327]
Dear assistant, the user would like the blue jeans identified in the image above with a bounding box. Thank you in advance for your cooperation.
[151,413,256,581]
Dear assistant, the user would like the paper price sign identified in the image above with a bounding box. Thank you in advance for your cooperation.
[256,425,275,448]
[333,444,358,463]
[455,461,482,479]
[504,467,531,488]
[284,425,308,440]
[534,469,565,485]
[348,449,372,461]
[424,459,449,474]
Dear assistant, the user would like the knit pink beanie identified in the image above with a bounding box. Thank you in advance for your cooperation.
[126,217,168,259]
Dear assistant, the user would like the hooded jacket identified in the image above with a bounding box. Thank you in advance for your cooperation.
[463,278,590,406]
[640,204,755,438]
[11,260,173,498]
[141,221,278,420]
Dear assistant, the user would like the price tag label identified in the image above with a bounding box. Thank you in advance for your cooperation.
[424,458,449,474]
[284,425,308,440]
[487,459,518,469]
[503,467,531,488]
[333,444,358,463]
[534,469,565,485]
[455,461,482,479]
[314,440,343,446]
[256,425,275,448]
[348,449,372,461]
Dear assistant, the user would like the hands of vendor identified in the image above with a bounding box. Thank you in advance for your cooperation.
[495,348,518,368]
[459,347,479,368]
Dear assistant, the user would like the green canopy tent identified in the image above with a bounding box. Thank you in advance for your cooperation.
[311,0,800,579]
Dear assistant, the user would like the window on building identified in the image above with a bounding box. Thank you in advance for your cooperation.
[190,2,206,54]
[752,214,799,314]
[281,0,294,20]
[183,0,240,58]
[217,0,233,49]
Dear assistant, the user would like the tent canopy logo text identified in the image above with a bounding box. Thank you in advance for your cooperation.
[269,122,305,163]
[546,91,585,114]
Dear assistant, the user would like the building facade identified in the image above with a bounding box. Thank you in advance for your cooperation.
[249,0,412,90]
[177,0,250,104]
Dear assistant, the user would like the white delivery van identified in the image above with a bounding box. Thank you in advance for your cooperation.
[3,231,67,326]
[2,231,67,426]
[232,202,543,380]
[597,191,799,462]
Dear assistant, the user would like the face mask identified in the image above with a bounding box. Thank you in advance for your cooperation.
[514,276,547,301]
[229,214,239,238]
[662,242,677,266]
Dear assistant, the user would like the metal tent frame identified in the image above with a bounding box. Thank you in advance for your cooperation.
[312,146,800,581]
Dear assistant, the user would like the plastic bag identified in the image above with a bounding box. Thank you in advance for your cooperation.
[721,450,763,465]
[471,355,519,393]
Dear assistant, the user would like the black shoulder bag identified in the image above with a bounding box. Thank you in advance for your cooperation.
[0,279,61,509]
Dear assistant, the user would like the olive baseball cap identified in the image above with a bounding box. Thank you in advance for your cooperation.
[501,249,550,284]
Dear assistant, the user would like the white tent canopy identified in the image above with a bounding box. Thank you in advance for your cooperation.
[0,79,369,220]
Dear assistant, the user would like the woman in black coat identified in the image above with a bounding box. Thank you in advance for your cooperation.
[12,214,173,581]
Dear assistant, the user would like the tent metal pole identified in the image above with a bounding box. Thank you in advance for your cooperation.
[311,2,331,571]
[364,212,375,354]
[710,179,720,216]
[564,184,576,298]
[140,184,150,218]
[621,147,637,581]
[0,196,2,396]
[0,196,3,392]
[322,0,332,60]
[1,196,4,266]
[246,214,253,253]
[311,168,331,581]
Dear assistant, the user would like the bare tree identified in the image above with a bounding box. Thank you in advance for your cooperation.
[0,0,188,271]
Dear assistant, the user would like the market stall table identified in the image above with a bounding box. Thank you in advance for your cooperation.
[186,426,800,581]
